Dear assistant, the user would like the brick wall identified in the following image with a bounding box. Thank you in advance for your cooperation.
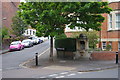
[65,32,75,37]
[91,51,120,60]
[2,2,20,34]
[99,2,120,51]
[109,2,120,10]
[100,13,108,39]
[112,41,119,51]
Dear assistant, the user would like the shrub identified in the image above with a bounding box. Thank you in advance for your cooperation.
[55,33,67,39]
[70,31,99,49]
[106,45,112,51]
[0,27,9,39]
[55,38,76,52]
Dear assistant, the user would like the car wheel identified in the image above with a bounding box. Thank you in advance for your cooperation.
[20,47,22,50]
[18,48,21,51]
[29,45,31,47]
[9,50,12,52]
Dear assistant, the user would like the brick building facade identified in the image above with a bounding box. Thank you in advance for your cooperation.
[99,1,120,51]
[1,1,20,35]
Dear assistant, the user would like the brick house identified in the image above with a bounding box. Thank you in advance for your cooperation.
[1,1,20,35]
[99,1,120,51]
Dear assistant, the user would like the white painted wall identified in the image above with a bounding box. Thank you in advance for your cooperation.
[23,28,36,36]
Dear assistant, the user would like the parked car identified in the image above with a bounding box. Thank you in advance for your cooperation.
[38,37,48,41]
[9,41,24,51]
[38,38,43,44]
[28,36,39,44]
[21,39,33,47]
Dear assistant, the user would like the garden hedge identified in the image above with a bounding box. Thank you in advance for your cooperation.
[55,38,76,52]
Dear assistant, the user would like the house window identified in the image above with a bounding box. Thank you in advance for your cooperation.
[102,42,106,50]
[109,42,112,45]
[30,30,31,35]
[119,42,120,51]
[116,13,120,29]
[109,42,112,50]
[33,31,35,35]
[109,14,112,29]
[27,30,28,34]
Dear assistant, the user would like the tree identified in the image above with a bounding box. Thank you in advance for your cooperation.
[0,27,9,39]
[70,31,99,49]
[11,14,27,36]
[55,33,67,39]
[18,2,69,61]
[64,2,112,31]
[18,2,112,61]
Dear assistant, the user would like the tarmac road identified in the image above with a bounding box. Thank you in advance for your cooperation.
[2,40,50,71]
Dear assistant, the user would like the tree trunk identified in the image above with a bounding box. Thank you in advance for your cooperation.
[49,36,53,61]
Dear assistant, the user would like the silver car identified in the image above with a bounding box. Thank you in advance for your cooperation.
[22,39,33,47]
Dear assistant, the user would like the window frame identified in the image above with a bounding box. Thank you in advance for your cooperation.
[115,13,120,29]
[118,41,120,51]
[108,14,112,30]
[102,42,106,50]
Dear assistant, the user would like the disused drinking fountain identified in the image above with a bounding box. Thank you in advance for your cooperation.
[75,34,89,59]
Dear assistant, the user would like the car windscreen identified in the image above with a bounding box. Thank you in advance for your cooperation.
[22,41,30,43]
[32,38,37,40]
[11,42,19,45]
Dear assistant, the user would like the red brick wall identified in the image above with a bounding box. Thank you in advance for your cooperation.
[101,13,108,39]
[112,41,119,51]
[109,2,120,10]
[2,2,20,34]
[99,2,120,51]
[91,51,119,60]
[99,41,118,51]
[65,32,73,37]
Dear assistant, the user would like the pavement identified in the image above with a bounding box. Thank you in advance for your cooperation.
[20,48,119,72]
[0,49,9,55]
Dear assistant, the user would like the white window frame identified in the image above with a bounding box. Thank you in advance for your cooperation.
[102,42,106,50]
[108,14,112,30]
[119,41,120,51]
[115,13,120,30]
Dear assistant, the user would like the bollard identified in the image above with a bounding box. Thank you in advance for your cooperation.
[35,53,38,66]
[116,52,118,64]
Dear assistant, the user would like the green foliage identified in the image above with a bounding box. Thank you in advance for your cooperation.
[0,27,9,39]
[64,2,112,31]
[18,2,68,37]
[55,33,67,39]
[18,2,112,37]
[11,14,27,36]
[18,2,112,58]
[55,38,76,52]
[70,31,99,49]
[106,44,112,51]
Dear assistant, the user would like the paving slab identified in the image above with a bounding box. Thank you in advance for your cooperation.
[20,48,118,72]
